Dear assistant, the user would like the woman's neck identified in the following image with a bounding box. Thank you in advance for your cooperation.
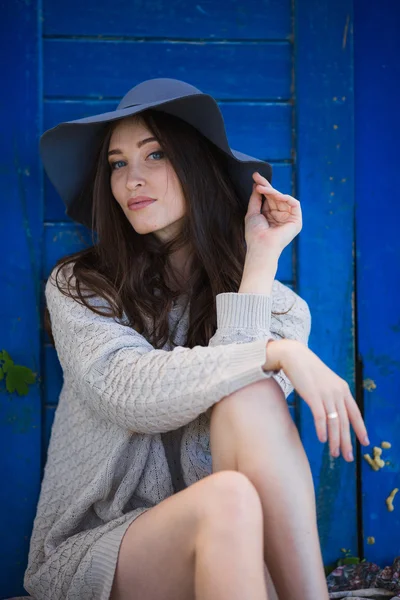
[166,247,193,293]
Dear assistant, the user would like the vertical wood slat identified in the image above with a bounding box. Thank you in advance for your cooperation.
[0,0,42,596]
[354,0,400,565]
[295,0,357,564]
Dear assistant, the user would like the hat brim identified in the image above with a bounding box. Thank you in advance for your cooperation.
[40,93,272,229]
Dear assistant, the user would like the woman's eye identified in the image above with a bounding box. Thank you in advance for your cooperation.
[110,160,125,171]
[148,150,165,160]
[110,151,164,171]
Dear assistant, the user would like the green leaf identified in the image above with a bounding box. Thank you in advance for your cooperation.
[5,364,36,396]
[0,350,12,362]
[1,354,14,373]
[337,556,361,566]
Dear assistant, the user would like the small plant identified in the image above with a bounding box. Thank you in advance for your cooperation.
[324,548,366,577]
[0,349,37,396]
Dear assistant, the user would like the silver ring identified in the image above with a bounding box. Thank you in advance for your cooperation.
[327,411,339,420]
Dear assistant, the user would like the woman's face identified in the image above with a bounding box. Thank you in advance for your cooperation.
[108,116,186,242]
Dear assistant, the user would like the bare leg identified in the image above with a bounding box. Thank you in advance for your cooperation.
[210,378,329,600]
[110,471,268,600]
[264,562,279,600]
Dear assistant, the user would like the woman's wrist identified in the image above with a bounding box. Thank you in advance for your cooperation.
[239,249,280,295]
[263,339,298,372]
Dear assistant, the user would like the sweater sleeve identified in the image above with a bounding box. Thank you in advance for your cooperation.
[208,280,312,399]
[45,266,278,435]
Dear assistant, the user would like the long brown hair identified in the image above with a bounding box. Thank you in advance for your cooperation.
[44,109,281,350]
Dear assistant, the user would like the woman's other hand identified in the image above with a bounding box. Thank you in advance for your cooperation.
[264,339,370,461]
[245,172,303,254]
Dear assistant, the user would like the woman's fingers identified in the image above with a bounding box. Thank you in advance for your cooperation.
[336,400,353,461]
[256,184,293,206]
[325,404,341,457]
[256,185,278,212]
[255,185,302,220]
[252,171,292,204]
[253,170,272,187]
[246,182,263,217]
[344,392,370,446]
[312,387,370,461]
[252,172,298,202]
[313,405,328,443]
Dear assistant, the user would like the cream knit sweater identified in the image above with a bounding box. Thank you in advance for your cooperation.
[24,263,311,600]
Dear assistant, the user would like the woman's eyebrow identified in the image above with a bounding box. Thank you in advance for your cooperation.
[108,137,158,157]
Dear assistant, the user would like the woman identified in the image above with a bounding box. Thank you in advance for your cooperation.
[24,78,369,600]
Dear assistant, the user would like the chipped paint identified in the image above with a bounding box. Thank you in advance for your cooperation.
[363,453,379,471]
[342,14,350,49]
[386,488,399,512]
[363,378,376,391]
[367,536,375,544]
[372,446,385,468]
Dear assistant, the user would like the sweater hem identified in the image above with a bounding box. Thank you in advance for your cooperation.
[89,508,151,600]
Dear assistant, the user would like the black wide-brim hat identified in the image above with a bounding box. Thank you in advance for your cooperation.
[40,77,273,230]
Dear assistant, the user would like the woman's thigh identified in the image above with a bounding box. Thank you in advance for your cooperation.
[110,470,261,600]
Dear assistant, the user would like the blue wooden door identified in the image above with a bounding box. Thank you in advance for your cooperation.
[3,0,393,596]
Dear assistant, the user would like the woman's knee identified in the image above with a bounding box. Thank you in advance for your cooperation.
[201,471,263,526]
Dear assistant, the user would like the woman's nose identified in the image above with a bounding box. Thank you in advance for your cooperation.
[125,164,146,190]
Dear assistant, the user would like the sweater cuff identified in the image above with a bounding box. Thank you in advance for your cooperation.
[222,337,280,394]
[216,292,272,330]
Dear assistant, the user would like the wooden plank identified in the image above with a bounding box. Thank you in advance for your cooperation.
[295,0,357,564]
[43,0,292,40]
[0,1,42,596]
[354,0,400,565]
[43,40,291,100]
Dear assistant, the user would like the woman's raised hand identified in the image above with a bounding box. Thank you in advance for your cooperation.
[245,171,302,253]
[265,339,370,461]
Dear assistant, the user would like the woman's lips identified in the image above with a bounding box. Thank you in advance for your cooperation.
[128,198,157,211]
